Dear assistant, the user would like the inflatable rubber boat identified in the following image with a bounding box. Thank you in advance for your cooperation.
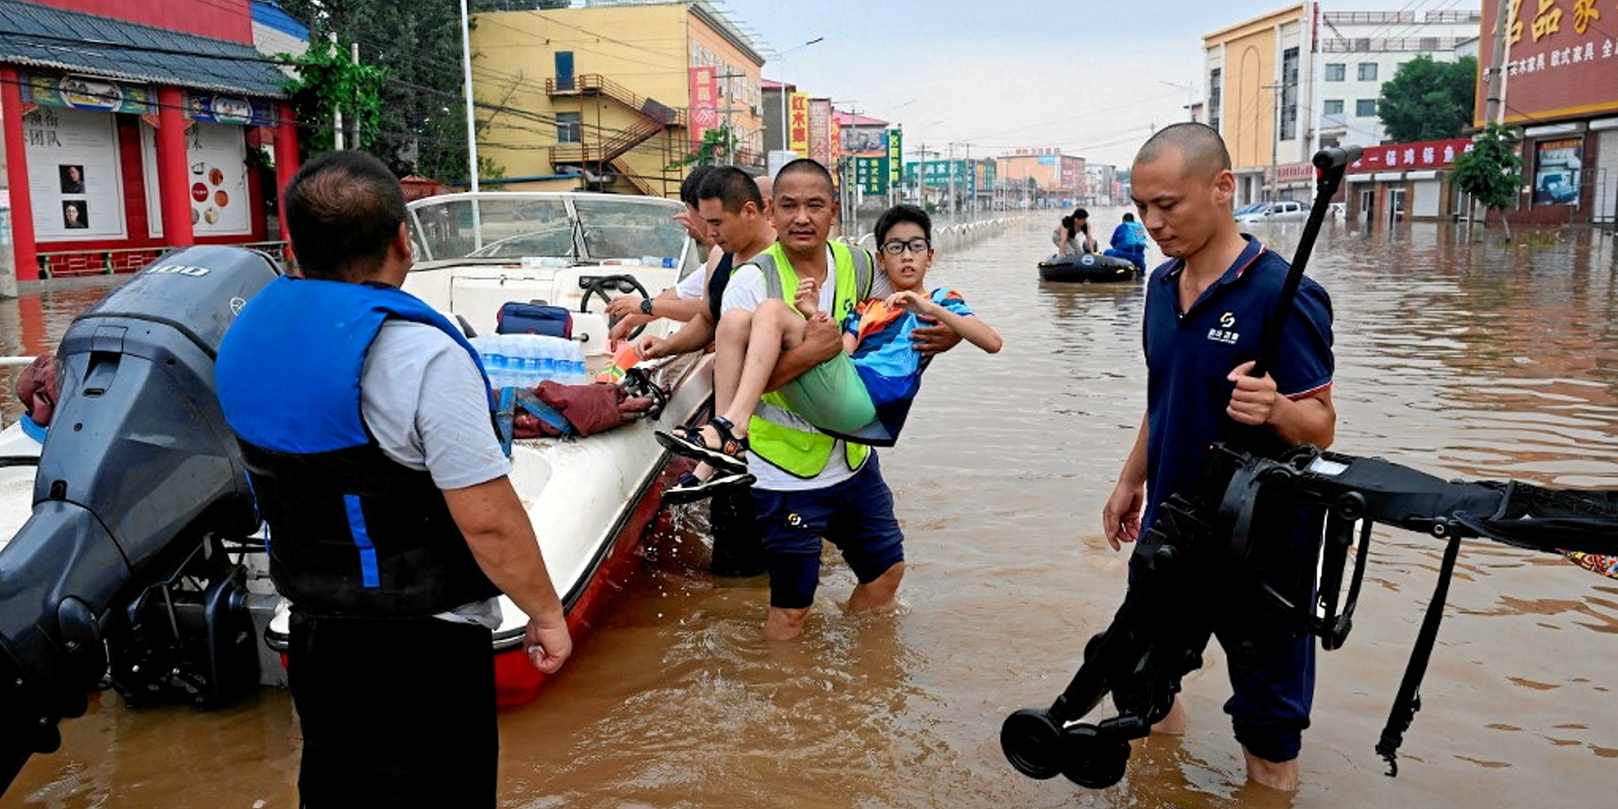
[1038,252,1141,283]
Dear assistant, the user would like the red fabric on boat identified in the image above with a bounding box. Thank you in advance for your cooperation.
[512,380,654,438]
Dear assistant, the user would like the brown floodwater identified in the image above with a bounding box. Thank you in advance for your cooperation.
[3,217,1617,808]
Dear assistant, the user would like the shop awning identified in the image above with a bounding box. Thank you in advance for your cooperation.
[0,0,288,98]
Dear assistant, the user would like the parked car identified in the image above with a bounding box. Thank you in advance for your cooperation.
[1235,200,1311,224]
[1233,202,1268,219]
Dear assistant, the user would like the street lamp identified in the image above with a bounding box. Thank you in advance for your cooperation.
[772,36,824,152]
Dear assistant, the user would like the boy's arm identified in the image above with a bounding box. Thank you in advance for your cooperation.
[932,307,1001,353]
[904,294,1002,354]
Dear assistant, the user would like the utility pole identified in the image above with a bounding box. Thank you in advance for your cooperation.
[1264,81,1290,202]
[1484,0,1514,126]
[946,143,956,220]
[717,71,745,165]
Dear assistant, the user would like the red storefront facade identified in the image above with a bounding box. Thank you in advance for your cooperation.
[1,0,300,282]
[1475,0,1618,226]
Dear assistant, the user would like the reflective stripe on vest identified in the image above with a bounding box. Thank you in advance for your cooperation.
[735,241,874,478]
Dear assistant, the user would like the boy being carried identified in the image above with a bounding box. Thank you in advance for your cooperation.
[657,204,1001,476]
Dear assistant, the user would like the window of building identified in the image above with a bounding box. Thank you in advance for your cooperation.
[556,112,582,144]
[1324,99,1344,115]
[1280,48,1299,141]
[1325,63,1346,81]
[1208,68,1222,133]
[1358,62,1378,81]
[1355,99,1377,117]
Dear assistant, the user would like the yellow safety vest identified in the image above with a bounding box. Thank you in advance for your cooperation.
[735,241,875,478]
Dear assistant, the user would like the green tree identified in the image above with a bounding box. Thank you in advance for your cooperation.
[1451,123,1524,240]
[281,36,386,155]
[278,1,515,182]
[1377,55,1477,142]
[667,126,738,169]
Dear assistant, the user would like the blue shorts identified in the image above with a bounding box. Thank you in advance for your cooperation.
[751,454,905,609]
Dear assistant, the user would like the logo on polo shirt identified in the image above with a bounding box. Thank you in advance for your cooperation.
[1208,311,1239,345]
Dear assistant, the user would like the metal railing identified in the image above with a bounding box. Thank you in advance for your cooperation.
[544,74,686,127]
[551,117,668,165]
[36,241,292,279]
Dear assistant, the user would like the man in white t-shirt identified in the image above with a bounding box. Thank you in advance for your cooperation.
[707,159,957,641]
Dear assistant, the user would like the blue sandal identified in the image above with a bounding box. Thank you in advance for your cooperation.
[655,416,749,472]
[662,468,756,505]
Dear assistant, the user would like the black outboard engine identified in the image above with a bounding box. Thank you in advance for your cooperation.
[0,246,279,793]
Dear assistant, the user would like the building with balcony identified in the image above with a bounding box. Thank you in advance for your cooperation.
[1313,7,1481,150]
[1203,3,1481,206]
[471,0,766,197]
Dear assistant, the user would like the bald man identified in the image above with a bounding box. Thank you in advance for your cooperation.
[1101,123,1336,791]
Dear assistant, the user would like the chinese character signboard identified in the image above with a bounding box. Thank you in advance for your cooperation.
[1347,137,1474,173]
[808,99,831,164]
[1474,0,1618,125]
[688,67,718,146]
[1534,138,1583,205]
[887,129,903,187]
[855,154,888,195]
[905,160,976,193]
[789,92,810,154]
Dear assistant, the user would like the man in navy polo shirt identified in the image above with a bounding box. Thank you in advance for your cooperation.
[1101,123,1336,792]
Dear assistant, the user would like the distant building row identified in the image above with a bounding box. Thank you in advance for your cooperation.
[1200,2,1617,226]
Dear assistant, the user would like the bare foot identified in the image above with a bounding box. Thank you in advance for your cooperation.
[1151,695,1188,736]
[763,606,809,641]
[1241,747,1299,792]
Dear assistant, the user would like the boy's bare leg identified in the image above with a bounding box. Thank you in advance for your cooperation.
[847,561,905,611]
[712,308,755,419]
[717,299,806,437]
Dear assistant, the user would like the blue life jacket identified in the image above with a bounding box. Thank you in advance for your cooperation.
[216,276,500,618]
[1113,221,1148,252]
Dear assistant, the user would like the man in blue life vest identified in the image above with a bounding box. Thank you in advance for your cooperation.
[1105,211,1149,270]
[711,158,958,641]
[1102,123,1335,792]
[214,151,571,808]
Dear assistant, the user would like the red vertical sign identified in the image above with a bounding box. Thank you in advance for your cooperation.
[688,66,717,146]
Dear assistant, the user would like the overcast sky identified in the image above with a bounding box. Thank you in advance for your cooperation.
[714,0,1471,167]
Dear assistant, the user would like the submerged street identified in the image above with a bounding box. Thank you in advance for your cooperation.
[2,216,1617,808]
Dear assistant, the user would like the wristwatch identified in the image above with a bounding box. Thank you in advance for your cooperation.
[639,297,654,316]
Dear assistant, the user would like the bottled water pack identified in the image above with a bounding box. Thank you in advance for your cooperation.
[470,334,588,389]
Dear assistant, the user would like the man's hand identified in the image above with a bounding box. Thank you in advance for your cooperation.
[1225,360,1279,426]
[609,312,653,341]
[523,613,572,674]
[910,315,963,356]
[605,295,646,321]
[801,312,842,363]
[1101,479,1146,552]
[635,335,665,360]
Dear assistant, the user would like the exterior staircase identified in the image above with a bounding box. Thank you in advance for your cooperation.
[546,74,686,192]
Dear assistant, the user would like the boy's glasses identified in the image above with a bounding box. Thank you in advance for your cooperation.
[880,239,931,255]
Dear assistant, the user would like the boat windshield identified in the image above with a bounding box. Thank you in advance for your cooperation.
[407,194,690,266]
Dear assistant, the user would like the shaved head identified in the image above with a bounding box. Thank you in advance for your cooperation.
[1134,122,1231,179]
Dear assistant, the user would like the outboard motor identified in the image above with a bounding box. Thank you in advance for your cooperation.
[0,246,279,793]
